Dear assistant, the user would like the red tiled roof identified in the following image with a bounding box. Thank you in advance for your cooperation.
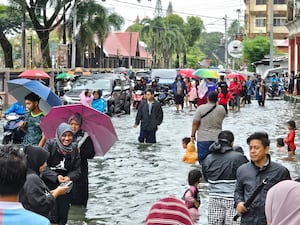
[103,32,149,58]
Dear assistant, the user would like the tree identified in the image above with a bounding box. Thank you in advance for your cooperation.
[228,20,244,41]
[185,16,204,48]
[243,35,270,67]
[11,0,73,67]
[199,32,223,59]
[0,5,23,68]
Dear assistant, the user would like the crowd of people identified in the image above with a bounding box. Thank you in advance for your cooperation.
[138,72,300,224]
[2,70,300,225]
[0,91,96,225]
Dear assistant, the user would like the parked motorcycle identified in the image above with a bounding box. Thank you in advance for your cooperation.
[155,86,175,106]
[2,113,25,144]
[132,90,144,109]
[267,82,284,99]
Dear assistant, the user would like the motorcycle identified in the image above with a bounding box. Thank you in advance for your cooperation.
[267,82,284,99]
[132,90,144,110]
[2,113,25,144]
[155,86,175,106]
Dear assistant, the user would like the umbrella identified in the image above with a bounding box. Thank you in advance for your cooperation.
[7,78,62,114]
[56,72,74,80]
[226,73,245,81]
[19,69,51,79]
[114,67,127,74]
[192,69,219,79]
[178,69,197,79]
[67,67,91,76]
[40,104,118,156]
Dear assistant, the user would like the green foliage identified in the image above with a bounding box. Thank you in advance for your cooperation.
[184,41,205,68]
[199,32,223,59]
[243,35,270,64]
[185,16,203,47]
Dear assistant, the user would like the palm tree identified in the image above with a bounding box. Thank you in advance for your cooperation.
[141,17,186,68]
[76,0,124,67]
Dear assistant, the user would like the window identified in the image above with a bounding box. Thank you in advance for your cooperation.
[256,16,266,27]
[256,0,266,5]
[273,17,286,26]
[274,0,286,4]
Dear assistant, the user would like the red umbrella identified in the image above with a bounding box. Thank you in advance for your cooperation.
[225,73,245,81]
[40,104,118,156]
[19,69,50,79]
[178,69,197,79]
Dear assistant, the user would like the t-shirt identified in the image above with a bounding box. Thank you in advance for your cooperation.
[193,103,226,141]
[23,111,44,145]
[0,202,50,225]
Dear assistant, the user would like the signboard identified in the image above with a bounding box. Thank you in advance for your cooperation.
[228,40,243,58]
[57,44,68,67]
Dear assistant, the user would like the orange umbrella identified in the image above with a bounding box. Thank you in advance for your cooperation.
[19,69,50,79]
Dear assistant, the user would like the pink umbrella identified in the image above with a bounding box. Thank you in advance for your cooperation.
[40,104,118,156]
[19,69,51,79]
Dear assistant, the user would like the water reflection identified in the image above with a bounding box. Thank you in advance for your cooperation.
[66,100,300,225]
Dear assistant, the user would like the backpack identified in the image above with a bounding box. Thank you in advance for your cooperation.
[182,185,200,209]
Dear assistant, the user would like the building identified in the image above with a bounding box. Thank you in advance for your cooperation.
[101,32,151,69]
[286,0,300,73]
[244,0,288,46]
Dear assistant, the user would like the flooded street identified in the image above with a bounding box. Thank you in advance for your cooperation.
[45,100,300,224]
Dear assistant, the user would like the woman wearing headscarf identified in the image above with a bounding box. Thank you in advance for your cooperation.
[68,113,95,207]
[41,122,81,225]
[19,145,68,219]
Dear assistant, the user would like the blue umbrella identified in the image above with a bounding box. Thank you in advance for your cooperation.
[7,78,62,114]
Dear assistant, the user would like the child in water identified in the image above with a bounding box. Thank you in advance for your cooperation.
[284,120,296,159]
[182,137,198,164]
[276,138,286,153]
[182,169,202,223]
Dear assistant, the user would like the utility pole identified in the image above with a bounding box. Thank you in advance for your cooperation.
[71,2,77,69]
[224,15,228,69]
[269,0,274,69]
[128,32,132,69]
[21,1,26,68]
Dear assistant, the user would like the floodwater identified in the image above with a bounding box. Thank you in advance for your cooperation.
[7,99,300,225]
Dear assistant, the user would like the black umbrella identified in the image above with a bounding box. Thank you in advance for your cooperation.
[233,177,269,221]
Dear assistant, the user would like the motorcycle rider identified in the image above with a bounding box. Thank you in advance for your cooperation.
[1,101,26,118]
[134,77,146,92]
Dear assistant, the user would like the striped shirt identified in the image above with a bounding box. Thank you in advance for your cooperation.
[146,197,193,225]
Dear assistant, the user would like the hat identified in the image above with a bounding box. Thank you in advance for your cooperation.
[145,197,193,225]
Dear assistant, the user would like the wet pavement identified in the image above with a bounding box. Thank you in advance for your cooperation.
[3,99,299,225]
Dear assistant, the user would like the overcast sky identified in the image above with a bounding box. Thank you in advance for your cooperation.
[101,0,245,32]
[0,0,245,33]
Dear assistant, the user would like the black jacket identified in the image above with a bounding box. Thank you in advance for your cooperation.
[203,139,248,181]
[135,100,163,131]
[202,139,248,198]
[234,155,291,225]
[41,139,81,190]
[20,171,55,218]
[71,130,95,206]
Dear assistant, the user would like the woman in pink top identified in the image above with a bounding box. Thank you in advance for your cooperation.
[79,89,92,107]
[188,81,198,112]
